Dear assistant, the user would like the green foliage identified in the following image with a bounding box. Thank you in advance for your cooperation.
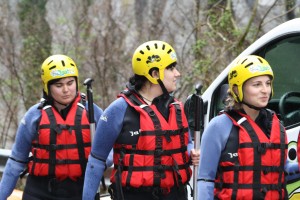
[18,0,48,21]
[192,39,207,53]
[18,0,51,109]
[190,2,246,91]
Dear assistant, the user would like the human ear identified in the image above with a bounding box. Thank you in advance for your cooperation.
[151,69,159,79]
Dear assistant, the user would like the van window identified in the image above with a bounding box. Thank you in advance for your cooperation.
[262,35,300,127]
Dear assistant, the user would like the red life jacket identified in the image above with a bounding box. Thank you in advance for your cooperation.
[28,95,91,181]
[111,92,192,190]
[215,110,287,199]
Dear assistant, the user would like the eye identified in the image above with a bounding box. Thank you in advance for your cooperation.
[54,83,63,88]
[67,80,75,86]
[287,141,297,163]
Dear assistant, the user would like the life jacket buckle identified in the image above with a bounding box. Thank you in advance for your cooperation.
[257,143,271,154]
[54,124,72,134]
[155,149,164,156]
[164,131,172,143]
[49,144,57,151]
[156,165,166,179]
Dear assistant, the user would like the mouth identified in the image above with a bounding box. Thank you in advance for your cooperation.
[260,97,269,101]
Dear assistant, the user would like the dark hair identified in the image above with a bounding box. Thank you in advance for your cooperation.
[166,62,177,70]
[129,74,148,91]
[224,90,242,111]
[129,67,159,91]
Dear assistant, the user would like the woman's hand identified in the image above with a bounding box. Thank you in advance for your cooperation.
[190,149,200,166]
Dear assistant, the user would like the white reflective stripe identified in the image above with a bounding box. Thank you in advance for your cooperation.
[77,102,84,108]
[237,117,247,125]
[43,105,52,110]
[140,104,148,108]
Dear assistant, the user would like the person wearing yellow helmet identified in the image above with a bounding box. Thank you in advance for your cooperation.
[83,40,200,200]
[40,54,80,108]
[228,55,274,109]
[0,55,109,200]
[197,55,287,199]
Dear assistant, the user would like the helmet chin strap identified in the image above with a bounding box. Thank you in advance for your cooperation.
[242,100,264,111]
[155,79,174,120]
[157,79,169,97]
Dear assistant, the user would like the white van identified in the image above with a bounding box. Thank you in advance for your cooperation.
[192,18,300,200]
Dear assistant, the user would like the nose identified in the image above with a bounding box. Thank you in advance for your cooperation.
[174,68,181,77]
[62,84,68,92]
[262,83,271,93]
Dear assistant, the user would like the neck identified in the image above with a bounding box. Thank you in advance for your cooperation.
[54,101,68,112]
[138,82,162,103]
[242,104,260,120]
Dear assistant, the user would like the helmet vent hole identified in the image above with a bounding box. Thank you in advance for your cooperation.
[241,58,247,64]
[146,45,150,50]
[162,44,165,50]
[139,50,144,55]
[244,62,253,68]
[136,58,141,61]
[61,60,65,66]
[257,57,263,63]
[71,63,75,66]
[154,43,158,49]
[49,66,56,70]
[167,49,172,54]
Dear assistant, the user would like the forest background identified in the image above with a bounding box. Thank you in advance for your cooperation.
[0,0,299,148]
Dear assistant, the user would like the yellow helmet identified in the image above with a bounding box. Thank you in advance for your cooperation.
[132,40,177,84]
[228,55,274,102]
[41,54,78,95]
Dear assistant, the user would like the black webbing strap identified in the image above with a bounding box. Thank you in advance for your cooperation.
[113,146,187,155]
[74,104,88,176]
[141,127,188,137]
[126,92,144,107]
[30,147,38,174]
[115,147,125,200]
[173,103,191,183]
[278,124,287,199]
[125,145,136,187]
[115,162,190,172]
[38,124,90,131]
[32,158,82,164]
[141,105,163,186]
[45,107,57,177]
[32,142,91,150]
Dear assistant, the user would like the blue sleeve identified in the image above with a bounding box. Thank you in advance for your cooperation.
[85,101,103,124]
[197,114,232,200]
[0,104,41,200]
[83,97,128,200]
